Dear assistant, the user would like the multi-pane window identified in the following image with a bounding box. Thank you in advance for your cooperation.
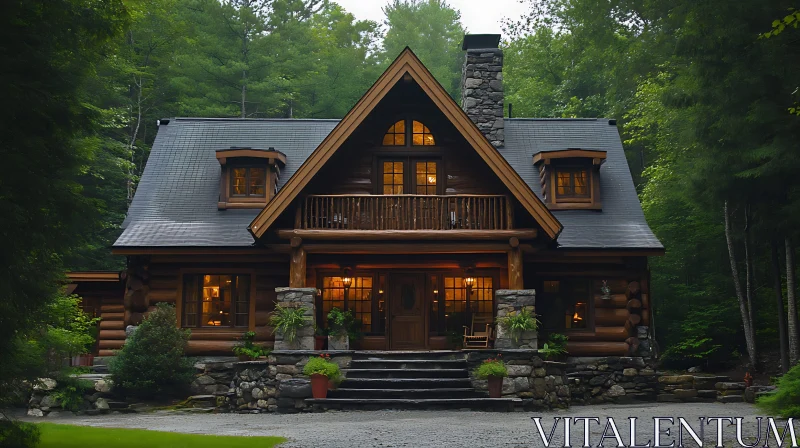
[382,120,406,146]
[440,276,493,333]
[231,167,267,197]
[321,276,374,333]
[556,169,589,198]
[538,279,591,331]
[415,161,438,195]
[382,119,435,146]
[382,161,404,194]
[411,120,435,146]
[182,274,250,328]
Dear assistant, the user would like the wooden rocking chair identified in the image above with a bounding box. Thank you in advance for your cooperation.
[463,315,494,348]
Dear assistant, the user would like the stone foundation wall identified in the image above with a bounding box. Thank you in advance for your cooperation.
[494,290,537,350]
[656,375,763,403]
[273,288,316,350]
[227,350,351,413]
[567,356,658,404]
[465,350,569,409]
[27,376,122,417]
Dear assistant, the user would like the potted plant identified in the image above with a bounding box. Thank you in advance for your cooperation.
[497,309,539,347]
[539,333,568,360]
[270,304,309,348]
[303,353,341,399]
[314,325,329,350]
[233,331,269,361]
[327,308,354,350]
[474,354,507,398]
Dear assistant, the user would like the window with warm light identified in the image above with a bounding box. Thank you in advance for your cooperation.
[439,276,493,333]
[415,161,437,194]
[320,276,376,333]
[182,274,250,328]
[556,168,589,199]
[382,119,435,146]
[382,161,404,194]
[230,167,267,197]
[537,278,592,331]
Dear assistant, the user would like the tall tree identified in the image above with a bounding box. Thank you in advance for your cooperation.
[382,0,465,100]
[0,0,127,400]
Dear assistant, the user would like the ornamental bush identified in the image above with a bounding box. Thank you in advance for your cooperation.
[302,354,341,379]
[108,304,194,399]
[0,420,40,448]
[757,362,800,417]
[474,355,508,379]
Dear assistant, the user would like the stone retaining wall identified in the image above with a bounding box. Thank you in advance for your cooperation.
[567,356,659,404]
[657,375,753,403]
[227,351,352,413]
[27,376,122,417]
[465,350,569,410]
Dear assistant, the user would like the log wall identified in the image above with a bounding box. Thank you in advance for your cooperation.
[114,255,289,356]
[525,256,651,357]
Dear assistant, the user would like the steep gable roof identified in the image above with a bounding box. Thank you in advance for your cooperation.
[248,48,563,240]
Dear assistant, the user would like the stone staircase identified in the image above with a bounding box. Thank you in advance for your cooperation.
[305,351,520,411]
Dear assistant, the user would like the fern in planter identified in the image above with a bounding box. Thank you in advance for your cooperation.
[539,333,568,360]
[497,309,539,343]
[233,331,270,360]
[269,305,308,343]
[327,308,354,339]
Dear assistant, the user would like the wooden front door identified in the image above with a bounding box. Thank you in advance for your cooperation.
[389,273,426,349]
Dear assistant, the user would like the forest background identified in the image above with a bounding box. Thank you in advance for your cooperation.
[2,0,800,392]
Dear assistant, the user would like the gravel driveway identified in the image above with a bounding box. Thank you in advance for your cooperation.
[21,402,769,447]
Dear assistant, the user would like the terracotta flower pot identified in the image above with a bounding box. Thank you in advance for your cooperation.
[311,373,329,399]
[487,375,504,398]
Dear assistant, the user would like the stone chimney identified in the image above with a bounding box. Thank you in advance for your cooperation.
[461,34,504,148]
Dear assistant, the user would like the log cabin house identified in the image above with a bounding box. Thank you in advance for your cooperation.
[80,35,663,359]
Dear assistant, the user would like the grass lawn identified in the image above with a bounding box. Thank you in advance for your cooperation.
[37,423,286,448]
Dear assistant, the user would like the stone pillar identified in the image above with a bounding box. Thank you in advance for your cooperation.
[461,34,504,148]
[495,289,536,349]
[273,287,316,350]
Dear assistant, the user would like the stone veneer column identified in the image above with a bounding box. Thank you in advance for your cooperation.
[494,289,537,349]
[273,287,316,350]
[461,42,504,147]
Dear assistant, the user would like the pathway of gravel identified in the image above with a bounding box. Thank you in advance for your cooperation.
[20,402,770,447]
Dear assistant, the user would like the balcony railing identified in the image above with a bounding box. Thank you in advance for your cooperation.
[301,194,512,231]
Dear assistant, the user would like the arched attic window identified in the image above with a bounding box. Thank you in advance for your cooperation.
[382,119,435,146]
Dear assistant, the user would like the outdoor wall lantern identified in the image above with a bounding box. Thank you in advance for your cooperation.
[342,268,353,291]
[463,268,476,290]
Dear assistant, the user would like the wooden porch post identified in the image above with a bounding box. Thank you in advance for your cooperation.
[508,238,523,289]
[290,237,306,287]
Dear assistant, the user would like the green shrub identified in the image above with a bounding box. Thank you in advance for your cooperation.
[497,309,539,343]
[269,304,308,343]
[474,355,508,379]
[108,304,194,399]
[757,362,800,417]
[539,333,569,360]
[327,308,354,339]
[232,331,270,360]
[52,376,94,411]
[0,420,40,448]
[302,354,341,379]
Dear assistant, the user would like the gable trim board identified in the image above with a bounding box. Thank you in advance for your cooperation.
[248,48,563,240]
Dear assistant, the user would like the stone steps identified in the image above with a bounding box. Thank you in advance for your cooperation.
[328,388,484,399]
[306,397,519,411]
[346,368,468,379]
[312,352,520,411]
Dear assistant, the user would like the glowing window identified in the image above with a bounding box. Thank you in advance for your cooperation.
[382,161,405,194]
[321,276,374,333]
[231,167,266,197]
[415,161,437,195]
[556,169,589,198]
[382,120,406,146]
[382,119,435,146]
[182,274,249,328]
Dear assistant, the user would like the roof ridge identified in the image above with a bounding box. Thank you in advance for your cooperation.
[505,118,605,122]
[171,117,342,122]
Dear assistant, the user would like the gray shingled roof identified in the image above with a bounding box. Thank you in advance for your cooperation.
[114,117,662,250]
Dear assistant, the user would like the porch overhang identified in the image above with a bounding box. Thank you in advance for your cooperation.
[276,229,537,241]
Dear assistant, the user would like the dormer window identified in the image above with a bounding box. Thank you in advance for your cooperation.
[533,149,606,210]
[216,147,286,210]
[231,167,266,197]
[382,119,435,146]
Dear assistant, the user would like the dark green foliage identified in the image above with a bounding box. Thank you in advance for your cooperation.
[474,356,508,379]
[52,377,95,411]
[497,309,539,343]
[270,305,309,343]
[539,333,568,360]
[0,420,40,448]
[326,308,355,339]
[757,363,800,417]
[302,354,341,379]
[108,304,194,399]
[232,331,270,360]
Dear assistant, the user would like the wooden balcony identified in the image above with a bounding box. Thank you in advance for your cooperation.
[299,194,513,231]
